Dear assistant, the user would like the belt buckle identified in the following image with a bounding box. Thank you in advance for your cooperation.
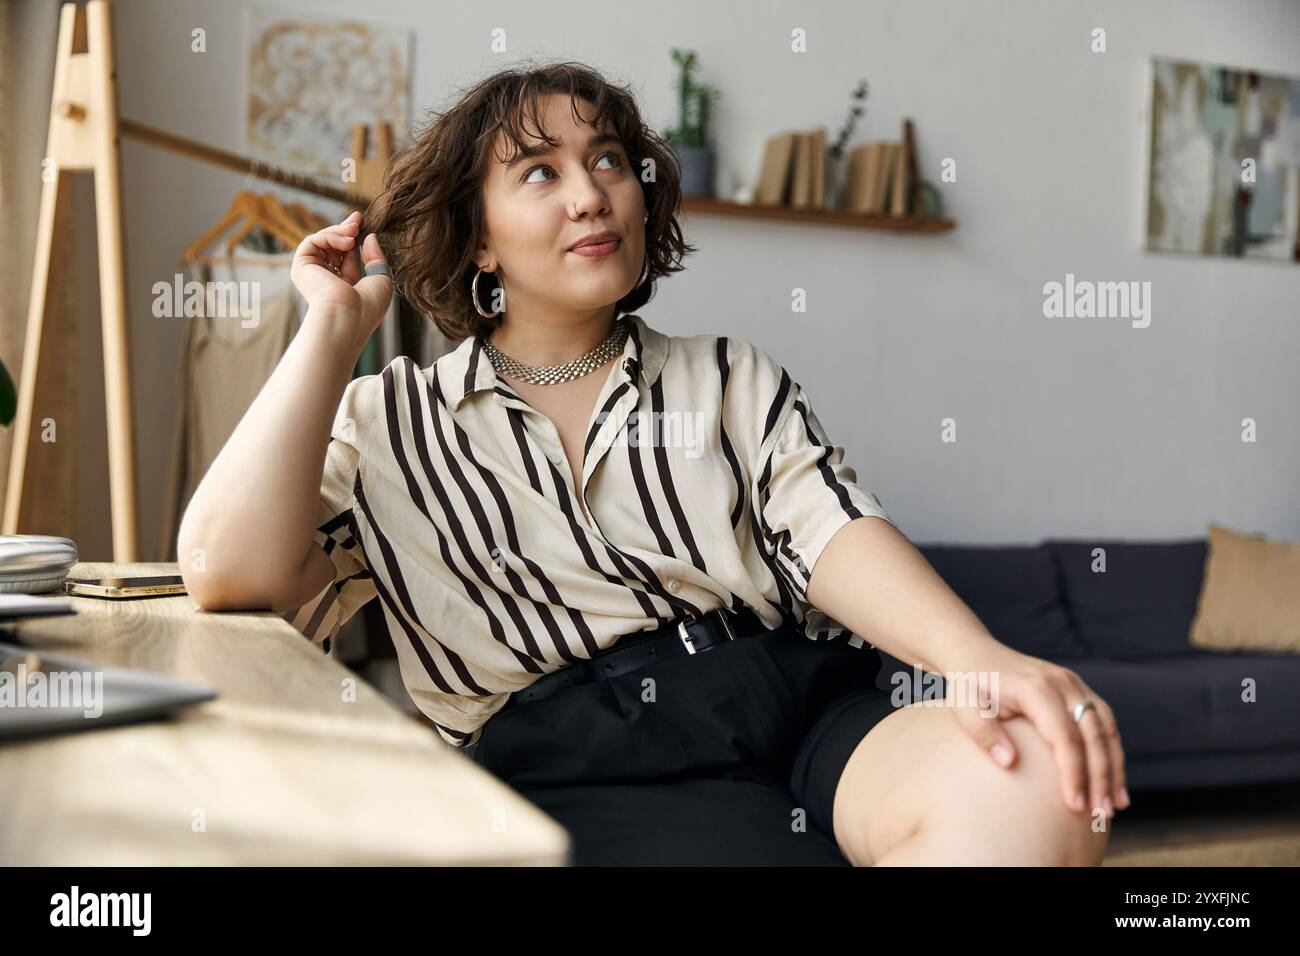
[677,618,698,654]
[677,609,738,654]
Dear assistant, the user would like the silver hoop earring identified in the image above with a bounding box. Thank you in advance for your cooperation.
[471,266,502,318]
[639,212,651,285]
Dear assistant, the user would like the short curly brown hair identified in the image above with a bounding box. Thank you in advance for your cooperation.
[363,59,697,342]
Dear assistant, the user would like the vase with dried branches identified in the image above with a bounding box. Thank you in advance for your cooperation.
[827,79,869,209]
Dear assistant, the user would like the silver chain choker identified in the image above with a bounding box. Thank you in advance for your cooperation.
[483,318,630,385]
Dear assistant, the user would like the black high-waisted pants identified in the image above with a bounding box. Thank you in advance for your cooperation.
[470,618,914,866]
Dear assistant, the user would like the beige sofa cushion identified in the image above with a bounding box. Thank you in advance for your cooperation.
[1189,522,1300,653]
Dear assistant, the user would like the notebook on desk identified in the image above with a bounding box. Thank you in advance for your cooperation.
[0,640,217,740]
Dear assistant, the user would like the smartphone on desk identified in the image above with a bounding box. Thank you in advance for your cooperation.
[64,575,188,599]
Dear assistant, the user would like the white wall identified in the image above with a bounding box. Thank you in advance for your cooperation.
[84,0,1300,557]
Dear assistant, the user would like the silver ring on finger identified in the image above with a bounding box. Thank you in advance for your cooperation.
[1070,699,1096,723]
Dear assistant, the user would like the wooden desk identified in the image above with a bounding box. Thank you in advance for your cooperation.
[0,562,569,865]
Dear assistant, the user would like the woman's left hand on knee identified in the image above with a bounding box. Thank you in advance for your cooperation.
[938,647,1129,821]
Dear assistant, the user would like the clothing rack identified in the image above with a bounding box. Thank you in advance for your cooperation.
[2,0,394,560]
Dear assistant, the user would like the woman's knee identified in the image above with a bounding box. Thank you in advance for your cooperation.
[831,703,1111,866]
[926,713,1111,865]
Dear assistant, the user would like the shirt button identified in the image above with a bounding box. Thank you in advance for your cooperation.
[666,578,682,594]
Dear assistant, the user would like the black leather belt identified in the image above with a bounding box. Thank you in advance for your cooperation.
[501,605,783,712]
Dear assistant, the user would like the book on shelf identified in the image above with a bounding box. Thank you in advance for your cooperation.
[754,130,798,205]
[790,129,829,208]
[809,127,827,208]
[755,127,829,208]
[844,136,914,216]
[889,136,911,216]
[844,141,880,213]
[790,132,812,208]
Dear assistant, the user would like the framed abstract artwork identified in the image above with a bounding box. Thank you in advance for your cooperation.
[1146,57,1300,263]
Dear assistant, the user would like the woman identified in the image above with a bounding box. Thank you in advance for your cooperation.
[178,61,1128,866]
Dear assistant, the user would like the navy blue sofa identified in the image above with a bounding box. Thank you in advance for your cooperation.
[871,538,1300,791]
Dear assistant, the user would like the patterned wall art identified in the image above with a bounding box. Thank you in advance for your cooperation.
[246,5,412,181]
[1146,57,1300,263]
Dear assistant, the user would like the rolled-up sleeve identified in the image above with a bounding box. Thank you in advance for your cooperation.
[753,376,893,611]
[278,379,379,654]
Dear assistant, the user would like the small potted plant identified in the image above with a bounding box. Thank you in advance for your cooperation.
[664,48,720,197]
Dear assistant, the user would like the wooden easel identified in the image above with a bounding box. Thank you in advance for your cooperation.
[3,0,392,561]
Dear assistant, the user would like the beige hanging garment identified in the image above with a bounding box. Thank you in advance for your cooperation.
[156,252,300,561]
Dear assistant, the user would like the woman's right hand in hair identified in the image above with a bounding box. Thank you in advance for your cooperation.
[290,210,393,342]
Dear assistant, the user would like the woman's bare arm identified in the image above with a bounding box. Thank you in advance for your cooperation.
[176,211,392,610]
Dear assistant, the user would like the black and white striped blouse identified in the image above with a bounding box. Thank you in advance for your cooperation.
[281,313,894,749]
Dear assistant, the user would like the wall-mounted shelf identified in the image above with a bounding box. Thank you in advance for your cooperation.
[679,194,955,233]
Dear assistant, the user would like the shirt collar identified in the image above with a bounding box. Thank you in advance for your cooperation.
[445,313,668,411]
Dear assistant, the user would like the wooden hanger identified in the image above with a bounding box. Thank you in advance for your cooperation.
[285,201,329,233]
[178,190,298,264]
[270,195,331,238]
[180,190,252,264]
[253,193,311,249]
[224,194,302,255]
